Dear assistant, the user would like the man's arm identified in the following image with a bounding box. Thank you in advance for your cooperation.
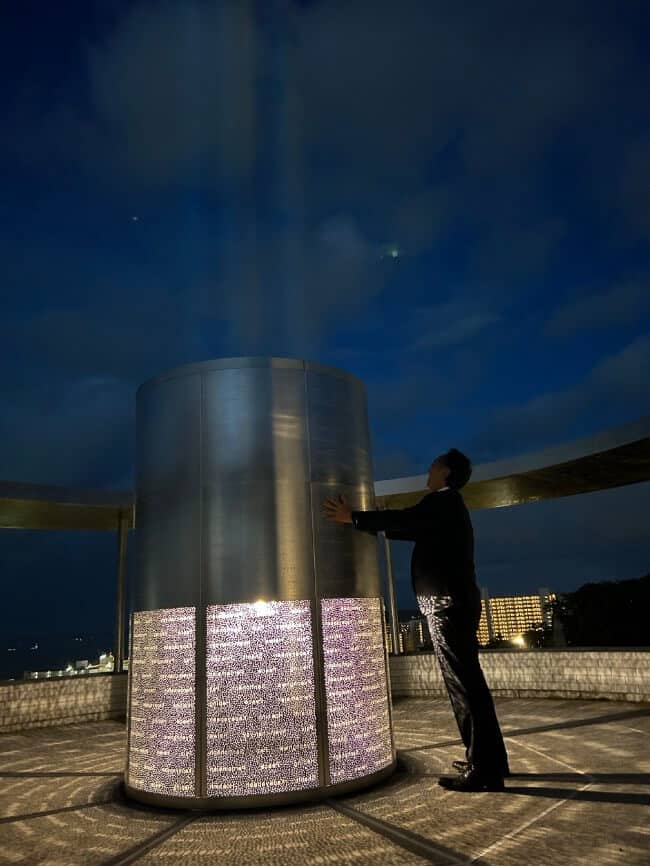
[323,492,450,542]
[351,495,442,541]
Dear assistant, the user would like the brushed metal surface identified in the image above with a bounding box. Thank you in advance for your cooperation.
[135,358,382,607]
[133,373,201,611]
[201,365,314,603]
[305,369,374,489]
[310,482,380,598]
[131,357,390,808]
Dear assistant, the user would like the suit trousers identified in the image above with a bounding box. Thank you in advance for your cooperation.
[418,596,509,776]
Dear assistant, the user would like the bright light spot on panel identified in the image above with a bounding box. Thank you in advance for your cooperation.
[512,634,526,647]
[253,600,274,616]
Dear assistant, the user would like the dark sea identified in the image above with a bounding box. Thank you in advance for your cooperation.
[0,632,114,681]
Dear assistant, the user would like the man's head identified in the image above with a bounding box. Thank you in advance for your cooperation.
[426,448,472,491]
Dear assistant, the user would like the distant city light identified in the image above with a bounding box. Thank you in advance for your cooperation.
[390,247,399,258]
[132,215,139,222]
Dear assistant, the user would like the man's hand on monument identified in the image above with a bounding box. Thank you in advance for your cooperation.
[323,494,353,524]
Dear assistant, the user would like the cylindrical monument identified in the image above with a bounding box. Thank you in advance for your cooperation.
[125,358,396,809]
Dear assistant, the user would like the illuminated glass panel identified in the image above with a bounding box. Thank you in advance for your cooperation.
[206,600,319,796]
[321,597,393,784]
[127,607,195,796]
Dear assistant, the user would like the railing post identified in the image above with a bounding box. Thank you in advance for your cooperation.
[381,531,401,655]
[114,510,129,674]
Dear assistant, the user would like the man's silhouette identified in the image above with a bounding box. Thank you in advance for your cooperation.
[323,448,509,792]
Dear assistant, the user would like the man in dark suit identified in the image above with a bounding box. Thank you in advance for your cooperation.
[323,448,509,792]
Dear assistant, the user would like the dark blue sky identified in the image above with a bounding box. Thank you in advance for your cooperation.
[1,1,649,650]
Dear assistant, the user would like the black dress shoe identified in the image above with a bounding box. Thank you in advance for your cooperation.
[452,759,510,778]
[439,768,505,792]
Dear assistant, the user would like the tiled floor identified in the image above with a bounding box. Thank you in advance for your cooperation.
[1,698,648,865]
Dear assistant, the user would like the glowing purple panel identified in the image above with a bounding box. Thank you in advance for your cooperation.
[127,608,195,796]
[206,600,319,796]
[321,597,393,784]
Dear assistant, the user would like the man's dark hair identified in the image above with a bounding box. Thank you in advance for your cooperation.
[443,448,472,490]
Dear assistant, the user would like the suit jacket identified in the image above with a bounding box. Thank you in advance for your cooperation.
[351,488,479,605]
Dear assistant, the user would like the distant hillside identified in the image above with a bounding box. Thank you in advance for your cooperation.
[557,573,650,647]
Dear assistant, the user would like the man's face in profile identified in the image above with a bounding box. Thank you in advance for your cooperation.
[427,455,450,491]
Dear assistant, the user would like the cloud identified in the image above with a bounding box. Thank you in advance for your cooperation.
[470,218,566,286]
[472,480,650,578]
[618,135,650,241]
[469,334,650,459]
[213,214,387,356]
[589,334,650,400]
[1,288,200,384]
[85,1,260,188]
[346,295,506,361]
[0,376,133,487]
[410,303,502,351]
[545,278,650,336]
[372,449,421,481]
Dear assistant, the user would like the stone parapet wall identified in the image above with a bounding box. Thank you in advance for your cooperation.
[0,672,128,733]
[1,650,648,734]
[390,649,650,702]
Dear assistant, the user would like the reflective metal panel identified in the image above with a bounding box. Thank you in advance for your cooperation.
[201,366,314,604]
[305,369,374,489]
[134,373,201,611]
[129,358,394,809]
[310,482,380,598]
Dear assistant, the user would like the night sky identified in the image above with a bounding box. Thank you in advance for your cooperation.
[1,1,649,662]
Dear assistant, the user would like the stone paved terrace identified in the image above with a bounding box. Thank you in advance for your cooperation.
[1,697,649,866]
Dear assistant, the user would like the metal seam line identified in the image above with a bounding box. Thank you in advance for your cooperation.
[124,610,134,782]
[379,598,397,762]
[114,511,128,674]
[303,364,331,788]
[196,373,207,798]
[381,532,401,656]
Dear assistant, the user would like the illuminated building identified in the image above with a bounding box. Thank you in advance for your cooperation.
[126,358,395,810]
[399,618,429,652]
[478,587,556,645]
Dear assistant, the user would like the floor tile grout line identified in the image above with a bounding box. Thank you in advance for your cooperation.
[0,771,122,778]
[468,782,594,865]
[0,797,118,824]
[399,707,650,753]
[99,814,198,866]
[507,737,596,780]
[463,734,597,863]
[610,724,649,735]
[326,798,472,866]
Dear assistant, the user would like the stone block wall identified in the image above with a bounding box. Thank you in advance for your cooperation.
[1,650,648,734]
[0,672,128,733]
[390,649,650,702]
